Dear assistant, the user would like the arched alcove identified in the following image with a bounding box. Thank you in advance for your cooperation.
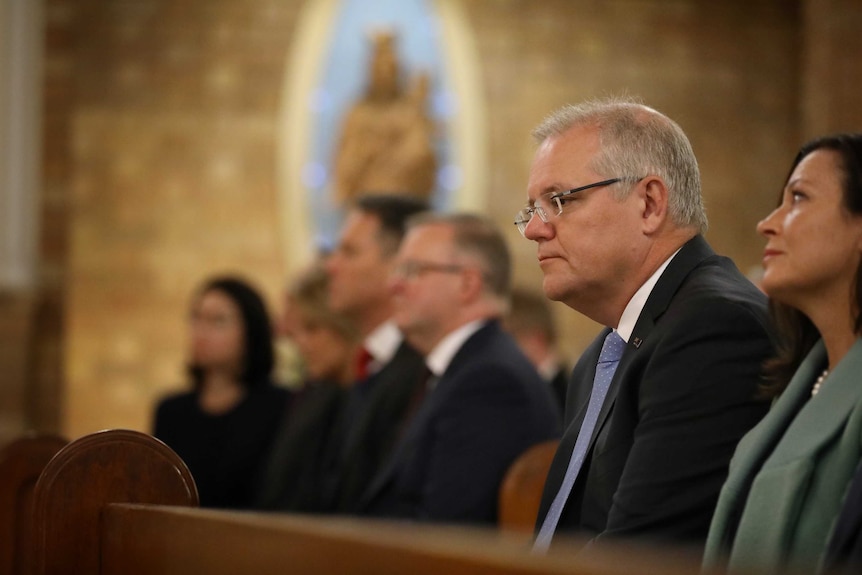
[276,0,487,274]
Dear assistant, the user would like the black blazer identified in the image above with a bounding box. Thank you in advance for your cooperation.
[360,321,562,524]
[253,380,345,512]
[549,367,568,416]
[153,382,290,509]
[332,340,427,512]
[536,235,772,549]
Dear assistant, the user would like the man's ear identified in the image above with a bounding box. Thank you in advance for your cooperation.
[640,176,669,234]
[460,266,485,303]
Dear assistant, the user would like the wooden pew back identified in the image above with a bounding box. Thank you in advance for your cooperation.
[21,429,714,575]
[499,439,558,538]
[30,429,198,575]
[100,504,707,575]
[0,435,67,575]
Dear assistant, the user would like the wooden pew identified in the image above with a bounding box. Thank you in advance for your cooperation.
[0,434,67,575]
[99,504,707,575]
[30,429,198,575]
[25,429,710,575]
[499,439,559,539]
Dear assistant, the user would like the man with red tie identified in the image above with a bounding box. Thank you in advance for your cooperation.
[324,194,429,512]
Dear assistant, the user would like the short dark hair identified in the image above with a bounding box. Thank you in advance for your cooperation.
[762,133,862,397]
[188,275,275,389]
[354,194,429,256]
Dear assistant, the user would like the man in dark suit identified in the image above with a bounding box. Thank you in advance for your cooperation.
[358,213,561,523]
[324,194,429,512]
[516,98,773,552]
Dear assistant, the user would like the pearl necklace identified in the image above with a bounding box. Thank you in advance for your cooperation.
[811,369,830,397]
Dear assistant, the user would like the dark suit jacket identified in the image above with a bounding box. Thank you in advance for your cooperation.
[549,367,568,416]
[331,340,427,512]
[359,321,562,524]
[536,235,772,549]
[253,380,345,512]
[826,461,862,572]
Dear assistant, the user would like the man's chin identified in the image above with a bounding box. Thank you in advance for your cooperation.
[541,277,566,303]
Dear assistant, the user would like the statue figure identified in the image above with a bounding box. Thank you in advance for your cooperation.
[333,31,437,204]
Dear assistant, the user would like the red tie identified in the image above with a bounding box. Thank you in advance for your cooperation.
[355,347,373,381]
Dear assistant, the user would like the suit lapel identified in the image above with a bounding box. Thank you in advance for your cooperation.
[762,339,862,468]
[360,386,438,507]
[588,235,716,453]
[726,342,825,486]
[633,235,716,334]
[538,334,605,520]
[360,322,497,508]
[541,237,718,521]
[710,340,862,566]
[441,320,496,378]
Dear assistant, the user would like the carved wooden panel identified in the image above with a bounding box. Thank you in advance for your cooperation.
[0,435,67,575]
[30,429,198,575]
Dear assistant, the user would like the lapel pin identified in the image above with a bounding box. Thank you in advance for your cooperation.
[632,337,643,349]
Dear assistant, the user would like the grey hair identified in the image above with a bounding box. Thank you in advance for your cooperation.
[532,96,707,233]
[406,212,511,302]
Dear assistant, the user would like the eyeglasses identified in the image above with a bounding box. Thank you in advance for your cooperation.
[392,260,465,280]
[514,177,626,237]
[190,311,239,330]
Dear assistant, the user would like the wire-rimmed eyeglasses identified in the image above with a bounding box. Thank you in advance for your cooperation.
[514,177,627,237]
[392,260,465,280]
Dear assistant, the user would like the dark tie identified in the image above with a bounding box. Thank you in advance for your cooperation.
[395,365,434,442]
[534,330,626,551]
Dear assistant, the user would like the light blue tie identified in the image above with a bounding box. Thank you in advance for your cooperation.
[533,330,626,552]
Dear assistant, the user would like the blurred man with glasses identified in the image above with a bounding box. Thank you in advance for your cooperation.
[356,212,560,523]
[520,98,772,554]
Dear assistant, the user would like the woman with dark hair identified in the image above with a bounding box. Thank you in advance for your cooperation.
[153,276,290,509]
[704,134,862,573]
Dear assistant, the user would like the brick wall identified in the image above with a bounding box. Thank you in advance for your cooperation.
[7,0,860,439]
[46,0,299,437]
[802,0,862,136]
[462,0,799,354]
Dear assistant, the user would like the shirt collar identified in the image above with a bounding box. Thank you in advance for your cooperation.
[537,356,562,382]
[363,320,403,370]
[616,248,681,343]
[425,319,487,378]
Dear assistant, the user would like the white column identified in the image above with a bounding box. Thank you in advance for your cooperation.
[0,0,43,290]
